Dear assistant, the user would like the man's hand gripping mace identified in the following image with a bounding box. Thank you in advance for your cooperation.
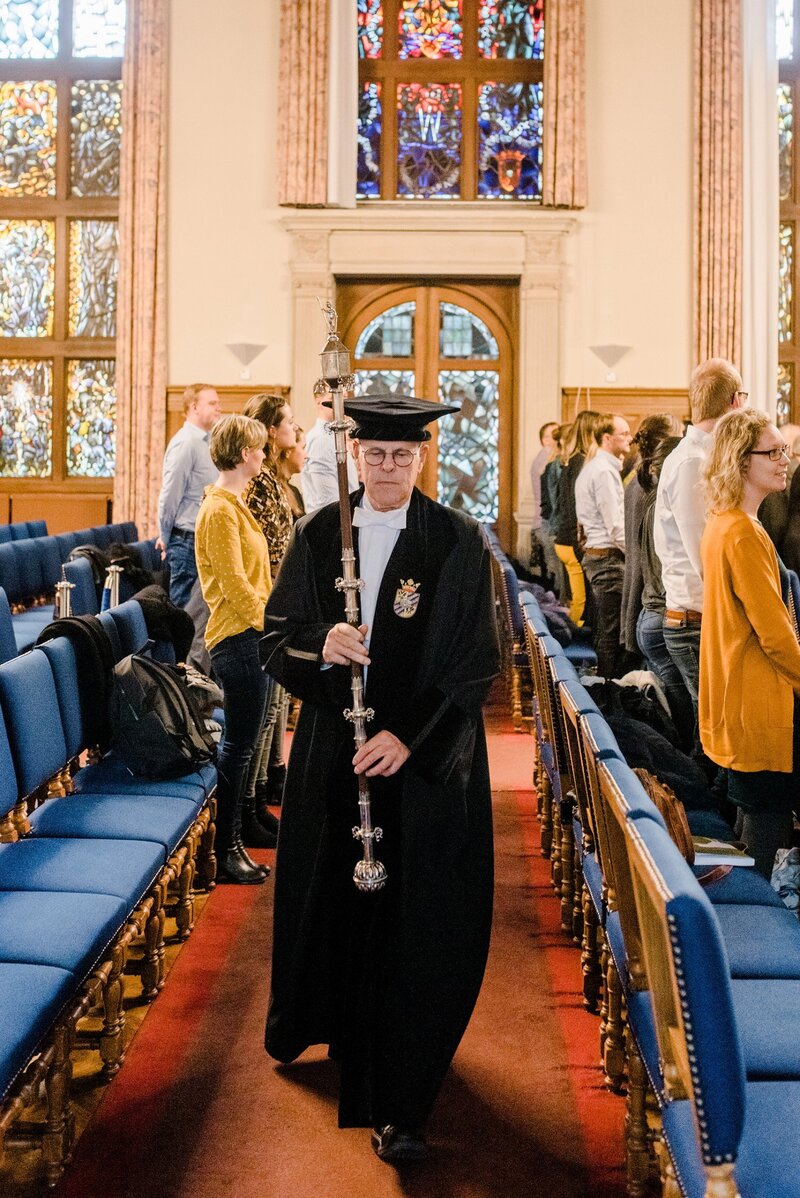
[319,300,387,893]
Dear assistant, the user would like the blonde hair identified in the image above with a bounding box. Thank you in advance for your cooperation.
[703,408,770,513]
[689,358,743,424]
[564,410,599,460]
[209,414,268,472]
[183,383,215,414]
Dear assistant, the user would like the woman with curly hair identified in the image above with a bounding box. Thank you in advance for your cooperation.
[700,408,800,876]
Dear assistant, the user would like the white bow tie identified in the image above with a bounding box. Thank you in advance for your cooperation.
[352,506,407,530]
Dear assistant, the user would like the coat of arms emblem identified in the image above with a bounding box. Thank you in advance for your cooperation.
[393,578,420,619]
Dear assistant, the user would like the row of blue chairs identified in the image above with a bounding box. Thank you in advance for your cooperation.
[0,523,164,661]
[0,521,47,544]
[483,525,597,729]
[0,599,216,1187]
[518,585,800,1197]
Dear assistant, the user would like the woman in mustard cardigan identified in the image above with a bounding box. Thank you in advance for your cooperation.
[700,408,800,876]
[195,414,273,885]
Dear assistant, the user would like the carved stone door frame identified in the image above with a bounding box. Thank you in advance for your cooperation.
[283,205,576,557]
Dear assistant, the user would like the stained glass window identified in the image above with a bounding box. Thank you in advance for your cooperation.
[399,0,462,59]
[778,0,794,61]
[71,80,122,197]
[479,1,544,60]
[357,83,382,199]
[0,220,55,337]
[440,303,498,357]
[478,81,542,199]
[0,358,52,477]
[0,0,58,58]
[357,302,415,356]
[358,0,383,57]
[359,0,543,200]
[778,362,794,425]
[69,220,118,338]
[438,369,499,521]
[0,81,57,197]
[780,223,794,344]
[354,369,416,396]
[397,82,462,198]
[73,0,126,57]
[66,358,115,477]
[780,83,793,202]
[0,4,121,487]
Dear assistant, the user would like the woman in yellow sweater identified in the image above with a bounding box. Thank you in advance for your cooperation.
[700,408,800,876]
[195,415,272,885]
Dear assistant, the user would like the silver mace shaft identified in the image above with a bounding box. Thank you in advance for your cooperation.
[320,298,387,894]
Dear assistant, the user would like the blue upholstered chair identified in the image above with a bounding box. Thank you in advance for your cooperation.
[54,532,79,564]
[108,600,149,656]
[0,543,22,605]
[62,557,98,616]
[25,520,46,538]
[119,521,138,543]
[38,536,63,592]
[11,540,45,603]
[96,610,123,662]
[0,526,11,545]
[91,525,115,550]
[0,590,16,666]
[8,522,29,541]
[627,817,800,1198]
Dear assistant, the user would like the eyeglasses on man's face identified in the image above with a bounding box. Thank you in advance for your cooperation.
[361,447,420,467]
[748,444,790,462]
[734,390,749,402]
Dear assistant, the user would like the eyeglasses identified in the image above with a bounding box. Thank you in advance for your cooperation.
[748,445,790,462]
[361,447,420,467]
[734,391,749,402]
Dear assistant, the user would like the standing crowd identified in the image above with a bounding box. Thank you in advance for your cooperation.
[531,357,800,880]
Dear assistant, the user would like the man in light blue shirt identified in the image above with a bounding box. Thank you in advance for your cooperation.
[156,383,221,607]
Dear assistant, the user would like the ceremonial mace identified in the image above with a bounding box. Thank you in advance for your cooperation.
[318,300,388,894]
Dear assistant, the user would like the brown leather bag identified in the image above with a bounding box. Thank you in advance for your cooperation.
[633,767,695,865]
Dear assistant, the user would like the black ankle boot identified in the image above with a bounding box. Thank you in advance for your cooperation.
[242,795,278,849]
[217,841,269,884]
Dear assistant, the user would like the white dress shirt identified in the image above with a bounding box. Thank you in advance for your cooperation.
[529,446,549,530]
[574,449,625,551]
[653,424,711,612]
[301,417,359,513]
[353,493,409,660]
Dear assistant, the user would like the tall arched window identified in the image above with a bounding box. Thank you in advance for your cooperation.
[357,0,544,201]
[343,282,514,533]
[0,0,124,515]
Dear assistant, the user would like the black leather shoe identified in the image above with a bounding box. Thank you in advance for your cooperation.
[217,844,269,884]
[371,1126,429,1164]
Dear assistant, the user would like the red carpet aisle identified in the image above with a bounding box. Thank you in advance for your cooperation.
[53,712,626,1198]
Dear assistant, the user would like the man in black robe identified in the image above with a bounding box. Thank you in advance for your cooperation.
[260,395,500,1163]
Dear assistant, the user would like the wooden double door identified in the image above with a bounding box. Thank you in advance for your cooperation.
[337,279,517,544]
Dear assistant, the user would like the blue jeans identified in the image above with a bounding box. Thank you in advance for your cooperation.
[636,608,695,752]
[661,621,701,707]
[210,628,269,850]
[166,530,198,608]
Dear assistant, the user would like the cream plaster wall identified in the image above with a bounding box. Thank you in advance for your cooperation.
[167,0,291,393]
[563,0,694,392]
[167,0,694,419]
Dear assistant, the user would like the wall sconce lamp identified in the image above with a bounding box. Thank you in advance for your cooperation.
[589,344,632,383]
[225,342,267,381]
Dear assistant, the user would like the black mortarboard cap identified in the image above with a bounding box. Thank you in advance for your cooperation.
[324,392,460,442]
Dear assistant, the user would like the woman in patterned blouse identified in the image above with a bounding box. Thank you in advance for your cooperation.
[238,393,297,846]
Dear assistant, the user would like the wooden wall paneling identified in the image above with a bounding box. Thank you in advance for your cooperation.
[9,493,110,533]
[165,385,291,442]
[560,388,690,432]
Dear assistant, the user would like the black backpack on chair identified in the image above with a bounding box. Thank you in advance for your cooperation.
[109,654,216,780]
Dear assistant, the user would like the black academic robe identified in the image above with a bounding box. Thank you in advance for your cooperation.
[260,486,500,1130]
